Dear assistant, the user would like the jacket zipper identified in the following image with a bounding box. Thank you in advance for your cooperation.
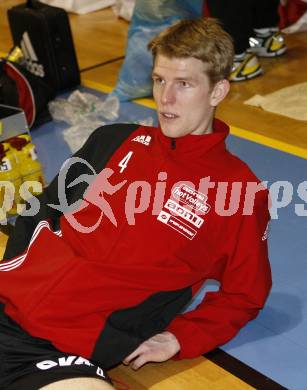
[171,138,176,150]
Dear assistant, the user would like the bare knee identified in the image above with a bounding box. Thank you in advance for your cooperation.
[39,377,114,390]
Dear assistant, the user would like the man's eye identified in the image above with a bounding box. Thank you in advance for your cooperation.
[179,81,189,87]
[153,77,164,85]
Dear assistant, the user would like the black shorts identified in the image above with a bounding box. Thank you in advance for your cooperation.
[0,304,112,389]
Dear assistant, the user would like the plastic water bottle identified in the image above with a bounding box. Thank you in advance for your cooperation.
[0,142,23,217]
[9,135,44,199]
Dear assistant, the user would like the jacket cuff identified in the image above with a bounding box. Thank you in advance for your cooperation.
[166,316,216,359]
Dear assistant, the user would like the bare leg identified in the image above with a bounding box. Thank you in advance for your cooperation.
[39,377,115,390]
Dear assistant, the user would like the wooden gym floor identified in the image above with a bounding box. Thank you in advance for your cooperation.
[0,1,305,389]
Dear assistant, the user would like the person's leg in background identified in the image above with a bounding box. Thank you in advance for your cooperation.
[249,0,287,57]
[253,0,280,29]
[206,0,287,81]
[207,0,253,55]
[206,0,263,81]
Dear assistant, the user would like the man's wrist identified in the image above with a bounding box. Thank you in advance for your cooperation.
[162,331,181,354]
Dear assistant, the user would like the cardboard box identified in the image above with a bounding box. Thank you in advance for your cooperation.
[0,104,29,142]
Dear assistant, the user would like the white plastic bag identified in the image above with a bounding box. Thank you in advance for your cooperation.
[49,90,120,152]
[40,0,116,14]
[49,90,120,125]
[112,0,136,21]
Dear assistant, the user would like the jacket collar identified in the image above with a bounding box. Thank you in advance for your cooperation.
[156,118,229,156]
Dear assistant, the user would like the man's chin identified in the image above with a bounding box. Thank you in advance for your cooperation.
[160,126,182,138]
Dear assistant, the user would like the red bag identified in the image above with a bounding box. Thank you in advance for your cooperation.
[0,58,54,127]
[279,0,307,29]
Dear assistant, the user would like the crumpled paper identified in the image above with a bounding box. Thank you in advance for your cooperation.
[244,82,307,121]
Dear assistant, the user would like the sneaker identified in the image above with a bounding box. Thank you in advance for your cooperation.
[229,52,263,82]
[248,28,287,57]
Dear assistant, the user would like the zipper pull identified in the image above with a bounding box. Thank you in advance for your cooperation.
[171,138,176,150]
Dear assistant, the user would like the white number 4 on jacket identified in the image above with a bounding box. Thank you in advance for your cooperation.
[118,151,133,173]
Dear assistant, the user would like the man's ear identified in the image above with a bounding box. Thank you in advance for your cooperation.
[210,79,230,107]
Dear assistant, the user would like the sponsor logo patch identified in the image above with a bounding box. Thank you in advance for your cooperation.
[173,184,210,214]
[157,211,196,240]
[164,199,204,228]
[132,135,152,146]
[20,31,45,77]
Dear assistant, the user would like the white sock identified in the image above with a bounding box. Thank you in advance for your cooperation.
[234,51,247,60]
[254,27,279,36]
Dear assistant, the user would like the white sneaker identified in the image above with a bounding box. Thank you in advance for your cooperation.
[248,28,287,57]
[230,52,263,82]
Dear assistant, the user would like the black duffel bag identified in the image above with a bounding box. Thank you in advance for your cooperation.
[8,0,80,94]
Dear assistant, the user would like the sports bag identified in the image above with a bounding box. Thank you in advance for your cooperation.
[8,0,80,94]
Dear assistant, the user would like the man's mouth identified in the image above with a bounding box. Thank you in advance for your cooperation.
[160,112,179,120]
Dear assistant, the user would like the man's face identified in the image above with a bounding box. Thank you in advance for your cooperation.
[153,54,218,138]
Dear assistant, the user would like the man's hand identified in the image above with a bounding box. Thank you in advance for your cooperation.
[123,331,180,370]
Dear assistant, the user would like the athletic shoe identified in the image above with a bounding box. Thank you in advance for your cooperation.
[248,28,287,57]
[229,52,263,82]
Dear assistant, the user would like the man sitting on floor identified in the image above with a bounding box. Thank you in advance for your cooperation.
[0,18,271,390]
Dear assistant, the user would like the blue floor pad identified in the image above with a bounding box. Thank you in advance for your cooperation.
[31,87,306,389]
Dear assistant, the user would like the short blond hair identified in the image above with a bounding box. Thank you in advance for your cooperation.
[148,18,234,84]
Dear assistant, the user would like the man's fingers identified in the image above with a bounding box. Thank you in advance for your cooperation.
[130,353,148,370]
[123,332,180,369]
[123,345,143,365]
[123,344,151,369]
[122,352,137,365]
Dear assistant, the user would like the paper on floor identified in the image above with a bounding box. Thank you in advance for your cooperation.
[244,82,307,121]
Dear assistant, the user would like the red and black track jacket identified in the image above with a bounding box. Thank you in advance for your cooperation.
[0,120,272,369]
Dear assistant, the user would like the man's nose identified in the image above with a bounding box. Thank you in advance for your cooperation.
[161,85,175,105]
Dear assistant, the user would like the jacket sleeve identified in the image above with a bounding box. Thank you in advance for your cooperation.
[166,189,272,359]
[3,123,139,260]
[3,126,105,260]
